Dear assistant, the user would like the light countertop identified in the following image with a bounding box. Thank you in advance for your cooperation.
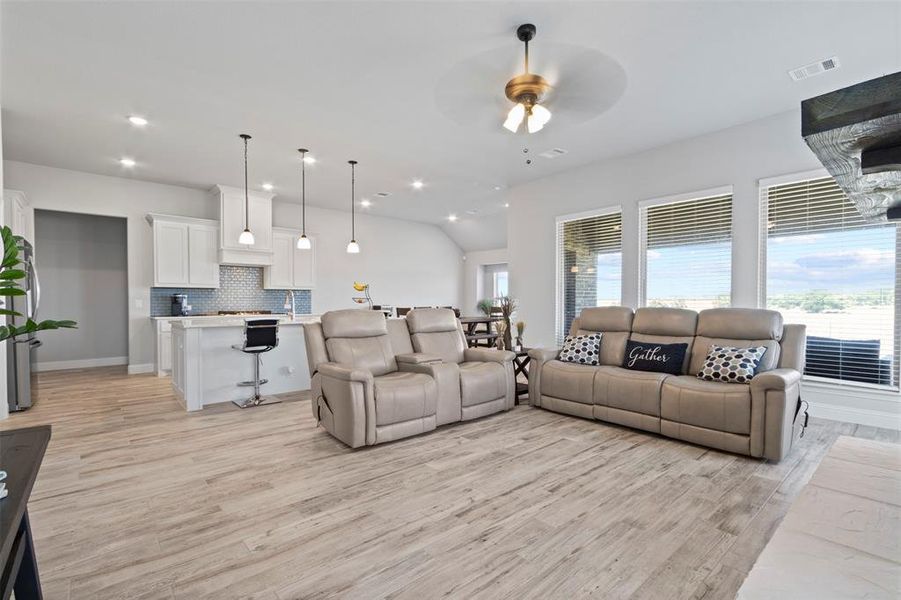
[169,314,320,329]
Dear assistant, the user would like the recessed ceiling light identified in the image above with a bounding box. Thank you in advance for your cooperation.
[412,180,424,189]
[262,183,274,191]
[302,155,316,164]
[127,115,148,127]
[494,185,502,191]
[447,214,458,222]
[360,199,372,208]
[119,157,136,167]
[504,202,510,208]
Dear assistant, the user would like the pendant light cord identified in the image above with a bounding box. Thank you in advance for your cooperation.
[300,150,306,236]
[350,161,356,239]
[243,135,250,230]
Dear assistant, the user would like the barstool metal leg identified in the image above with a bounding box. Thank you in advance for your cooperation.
[233,353,282,409]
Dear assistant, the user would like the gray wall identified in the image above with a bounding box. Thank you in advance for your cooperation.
[33,210,128,367]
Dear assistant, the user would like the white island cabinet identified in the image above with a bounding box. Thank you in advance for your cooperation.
[170,316,317,411]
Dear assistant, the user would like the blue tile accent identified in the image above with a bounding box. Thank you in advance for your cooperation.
[151,265,312,316]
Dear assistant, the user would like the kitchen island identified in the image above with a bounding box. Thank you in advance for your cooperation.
[170,315,319,411]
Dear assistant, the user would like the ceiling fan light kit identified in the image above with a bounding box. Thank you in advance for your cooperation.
[504,23,552,134]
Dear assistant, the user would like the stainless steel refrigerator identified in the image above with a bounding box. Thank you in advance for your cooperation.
[6,240,42,411]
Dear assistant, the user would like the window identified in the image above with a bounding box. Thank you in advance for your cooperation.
[762,175,898,388]
[640,191,733,310]
[556,209,622,343]
[492,270,508,298]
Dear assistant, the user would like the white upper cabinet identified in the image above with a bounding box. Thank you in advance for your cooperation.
[212,185,274,266]
[3,189,34,243]
[147,214,220,288]
[263,228,316,290]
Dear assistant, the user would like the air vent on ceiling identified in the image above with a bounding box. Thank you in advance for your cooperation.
[465,209,480,215]
[375,192,391,198]
[539,147,569,159]
[789,57,840,81]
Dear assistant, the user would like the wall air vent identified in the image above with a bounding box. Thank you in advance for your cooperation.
[375,192,391,198]
[539,147,568,159]
[789,57,840,81]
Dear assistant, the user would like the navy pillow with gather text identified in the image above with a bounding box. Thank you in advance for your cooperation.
[621,340,687,375]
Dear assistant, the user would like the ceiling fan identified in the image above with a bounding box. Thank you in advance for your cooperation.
[503,24,552,134]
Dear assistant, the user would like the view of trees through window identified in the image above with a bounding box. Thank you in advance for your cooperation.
[764,177,897,387]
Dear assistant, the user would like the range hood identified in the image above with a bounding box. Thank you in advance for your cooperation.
[802,71,901,221]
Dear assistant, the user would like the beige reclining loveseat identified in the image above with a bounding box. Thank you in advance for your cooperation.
[303,308,514,448]
[529,307,808,461]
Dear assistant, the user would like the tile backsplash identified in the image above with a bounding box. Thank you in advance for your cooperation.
[151,265,312,316]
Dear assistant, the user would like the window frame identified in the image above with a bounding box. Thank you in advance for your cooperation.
[757,169,901,391]
[638,185,734,308]
[555,205,623,344]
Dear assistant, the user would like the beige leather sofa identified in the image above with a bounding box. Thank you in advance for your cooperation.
[529,307,807,461]
[303,308,514,448]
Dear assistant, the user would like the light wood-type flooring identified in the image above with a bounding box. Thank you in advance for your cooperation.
[1,366,897,600]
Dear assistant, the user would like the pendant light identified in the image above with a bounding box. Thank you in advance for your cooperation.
[237,134,255,245]
[296,148,311,250]
[346,160,360,254]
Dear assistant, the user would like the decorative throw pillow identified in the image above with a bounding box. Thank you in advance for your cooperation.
[622,340,687,375]
[697,345,768,384]
[559,333,602,366]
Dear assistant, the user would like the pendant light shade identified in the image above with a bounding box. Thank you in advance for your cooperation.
[238,133,255,245]
[346,160,360,254]
[297,148,311,250]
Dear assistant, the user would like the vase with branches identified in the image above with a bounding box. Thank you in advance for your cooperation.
[0,226,76,341]
[496,296,517,350]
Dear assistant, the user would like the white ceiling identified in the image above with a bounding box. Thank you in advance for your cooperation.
[2,1,899,251]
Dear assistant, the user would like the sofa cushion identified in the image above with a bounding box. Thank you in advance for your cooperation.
[560,333,601,365]
[540,360,598,405]
[660,375,752,435]
[459,361,507,407]
[322,309,388,338]
[574,307,632,366]
[697,345,768,384]
[594,366,670,417]
[373,371,437,426]
[411,330,465,364]
[696,308,783,341]
[622,340,687,375]
[326,335,398,377]
[632,307,698,337]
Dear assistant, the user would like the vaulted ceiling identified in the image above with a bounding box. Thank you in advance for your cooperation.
[2,1,898,250]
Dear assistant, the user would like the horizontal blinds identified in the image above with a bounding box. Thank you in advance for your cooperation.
[557,211,623,344]
[764,176,898,388]
[642,193,733,310]
[646,193,732,248]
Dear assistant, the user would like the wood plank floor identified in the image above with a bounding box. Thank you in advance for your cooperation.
[1,366,897,600]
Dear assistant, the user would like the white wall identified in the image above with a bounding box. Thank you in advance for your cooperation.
[0,105,7,420]
[33,209,128,370]
[272,202,463,313]
[3,160,464,373]
[506,109,899,429]
[462,248,508,314]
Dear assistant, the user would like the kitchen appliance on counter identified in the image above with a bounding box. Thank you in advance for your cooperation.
[171,294,190,316]
[6,240,42,412]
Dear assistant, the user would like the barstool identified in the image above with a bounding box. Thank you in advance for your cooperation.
[232,318,281,408]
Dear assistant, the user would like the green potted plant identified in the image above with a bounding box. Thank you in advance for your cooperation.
[476,298,494,316]
[0,226,76,341]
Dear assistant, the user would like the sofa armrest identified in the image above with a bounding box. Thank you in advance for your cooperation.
[316,363,375,447]
[396,353,443,365]
[464,347,514,364]
[750,368,803,461]
[528,348,560,363]
[526,347,560,407]
[751,368,801,392]
[318,362,373,384]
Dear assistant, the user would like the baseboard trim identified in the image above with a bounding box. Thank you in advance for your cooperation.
[128,363,155,375]
[34,356,128,372]
[808,403,901,430]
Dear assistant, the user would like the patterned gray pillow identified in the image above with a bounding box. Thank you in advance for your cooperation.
[559,333,602,366]
[697,345,768,384]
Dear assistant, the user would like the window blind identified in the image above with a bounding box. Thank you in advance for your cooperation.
[762,176,899,388]
[556,210,622,344]
[640,192,733,310]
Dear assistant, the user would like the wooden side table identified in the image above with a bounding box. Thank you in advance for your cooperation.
[512,348,531,404]
[0,425,51,600]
